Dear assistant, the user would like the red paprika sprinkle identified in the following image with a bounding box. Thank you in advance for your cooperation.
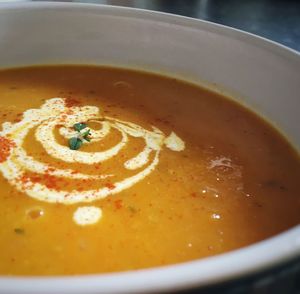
[0,136,16,163]
[46,167,56,173]
[105,183,116,190]
[114,199,123,209]
[43,174,59,189]
[65,98,81,108]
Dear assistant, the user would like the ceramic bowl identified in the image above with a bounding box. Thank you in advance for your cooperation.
[0,2,299,293]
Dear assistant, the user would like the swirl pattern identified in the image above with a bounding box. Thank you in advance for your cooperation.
[0,98,185,225]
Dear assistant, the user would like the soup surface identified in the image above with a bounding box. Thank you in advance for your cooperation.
[0,65,299,276]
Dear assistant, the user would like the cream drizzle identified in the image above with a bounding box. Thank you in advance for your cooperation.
[73,206,102,226]
[0,98,185,225]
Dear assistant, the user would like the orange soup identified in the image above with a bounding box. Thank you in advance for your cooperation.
[0,65,299,276]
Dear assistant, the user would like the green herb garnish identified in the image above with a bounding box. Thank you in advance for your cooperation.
[14,228,25,234]
[69,137,83,150]
[128,206,137,213]
[68,123,91,150]
[82,129,91,141]
[73,122,87,132]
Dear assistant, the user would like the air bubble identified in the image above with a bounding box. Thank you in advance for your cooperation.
[211,213,221,220]
[27,208,44,220]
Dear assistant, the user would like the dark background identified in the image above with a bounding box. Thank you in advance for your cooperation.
[40,0,300,51]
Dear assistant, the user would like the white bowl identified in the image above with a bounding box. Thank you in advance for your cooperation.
[0,2,299,293]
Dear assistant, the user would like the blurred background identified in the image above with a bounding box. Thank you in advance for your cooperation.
[28,0,300,51]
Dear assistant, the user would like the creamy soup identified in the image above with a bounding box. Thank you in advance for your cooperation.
[0,65,299,276]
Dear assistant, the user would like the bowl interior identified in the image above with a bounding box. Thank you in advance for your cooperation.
[0,3,299,294]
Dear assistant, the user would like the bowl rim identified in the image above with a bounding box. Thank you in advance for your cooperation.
[0,2,299,294]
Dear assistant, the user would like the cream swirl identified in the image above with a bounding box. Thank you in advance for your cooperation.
[0,98,185,225]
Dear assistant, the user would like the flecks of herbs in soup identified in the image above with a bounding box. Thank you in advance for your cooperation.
[0,66,299,276]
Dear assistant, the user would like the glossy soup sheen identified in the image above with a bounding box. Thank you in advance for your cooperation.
[0,65,299,276]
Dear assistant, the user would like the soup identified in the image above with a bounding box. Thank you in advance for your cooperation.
[0,65,299,276]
